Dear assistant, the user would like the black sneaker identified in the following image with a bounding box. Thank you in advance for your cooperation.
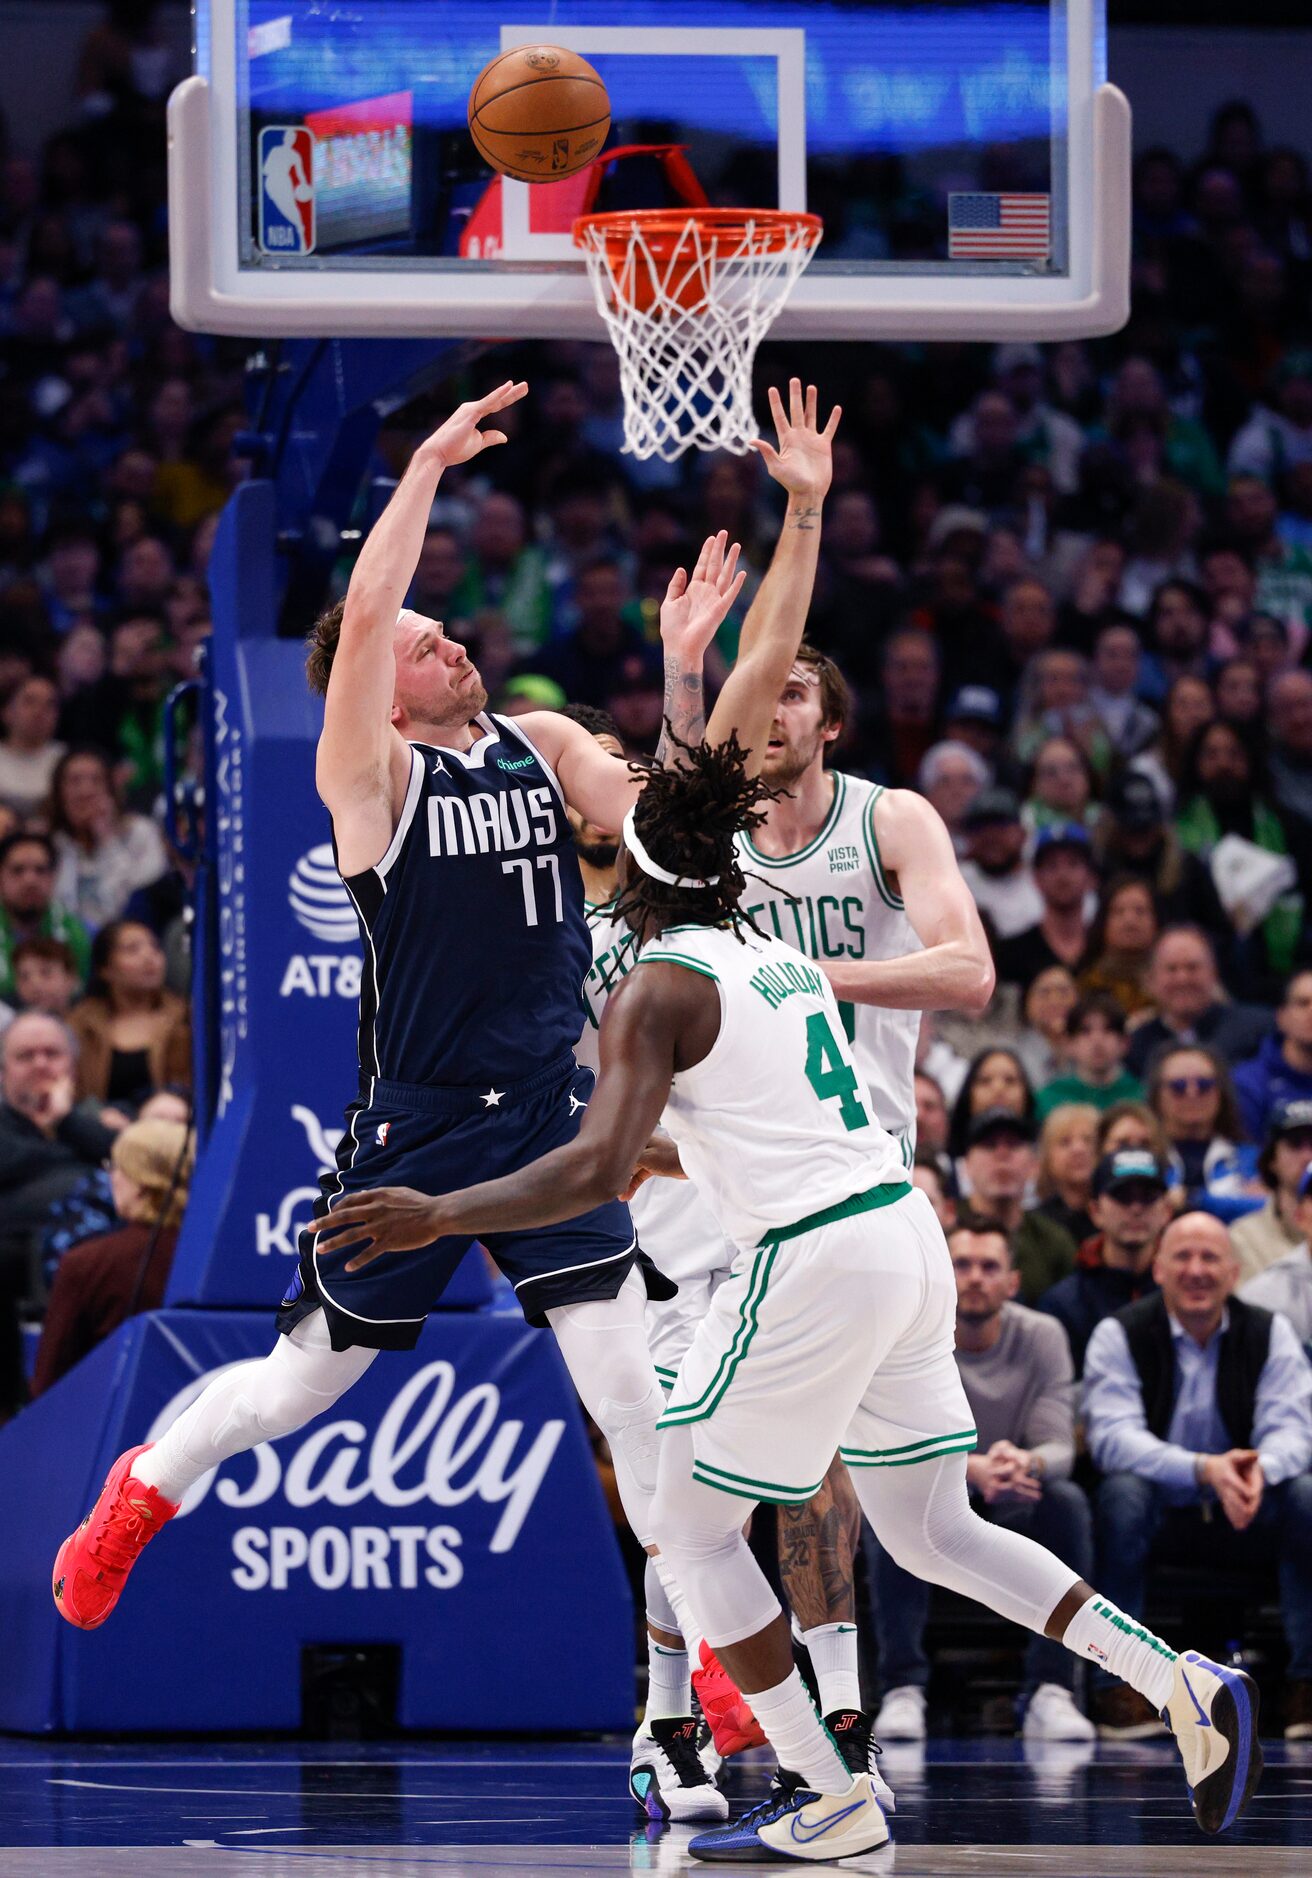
[825,1707,897,1814]
[630,1716,730,1823]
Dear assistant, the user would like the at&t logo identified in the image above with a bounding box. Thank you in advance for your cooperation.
[282,844,361,998]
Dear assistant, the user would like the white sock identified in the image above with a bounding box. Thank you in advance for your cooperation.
[646,1637,692,1724]
[1062,1593,1177,1711]
[803,1622,863,1716]
[748,1667,853,1796]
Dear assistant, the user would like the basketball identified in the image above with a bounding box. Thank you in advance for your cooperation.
[467,45,611,184]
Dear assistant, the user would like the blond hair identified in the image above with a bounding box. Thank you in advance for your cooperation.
[1036,1102,1099,1201]
[112,1119,195,1230]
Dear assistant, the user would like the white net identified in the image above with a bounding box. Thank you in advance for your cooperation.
[574,211,823,462]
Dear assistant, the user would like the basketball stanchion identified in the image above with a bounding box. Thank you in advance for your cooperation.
[573,208,823,460]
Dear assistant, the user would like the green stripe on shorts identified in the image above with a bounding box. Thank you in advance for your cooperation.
[692,1459,825,1505]
[657,1243,777,1427]
[840,1430,977,1468]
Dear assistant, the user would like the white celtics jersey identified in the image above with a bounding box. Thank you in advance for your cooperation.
[640,922,907,1249]
[735,772,919,1160]
[578,899,727,1267]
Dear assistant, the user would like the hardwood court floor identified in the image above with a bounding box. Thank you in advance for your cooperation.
[0,1734,1308,1873]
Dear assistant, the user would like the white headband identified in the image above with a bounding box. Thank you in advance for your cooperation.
[622,805,720,889]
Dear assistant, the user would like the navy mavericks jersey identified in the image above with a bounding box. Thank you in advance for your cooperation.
[338,713,591,1088]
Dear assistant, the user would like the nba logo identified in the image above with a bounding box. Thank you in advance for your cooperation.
[258,126,316,255]
[375,1121,391,1147]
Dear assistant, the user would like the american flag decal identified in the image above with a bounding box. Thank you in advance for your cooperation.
[948,193,1051,260]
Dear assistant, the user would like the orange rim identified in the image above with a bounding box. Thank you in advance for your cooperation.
[573,207,823,257]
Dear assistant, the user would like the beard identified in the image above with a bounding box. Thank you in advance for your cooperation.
[575,836,619,869]
[764,735,823,790]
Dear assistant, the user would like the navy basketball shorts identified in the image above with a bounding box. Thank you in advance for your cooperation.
[277,1050,674,1351]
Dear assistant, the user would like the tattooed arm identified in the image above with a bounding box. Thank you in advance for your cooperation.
[777,1454,862,1629]
[654,529,743,768]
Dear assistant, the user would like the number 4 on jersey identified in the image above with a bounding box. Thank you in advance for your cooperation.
[804,1012,870,1132]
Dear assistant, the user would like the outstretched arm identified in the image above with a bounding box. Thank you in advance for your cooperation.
[705,380,839,773]
[523,531,743,821]
[316,381,527,823]
[655,530,744,766]
[305,967,700,1262]
[820,791,995,1014]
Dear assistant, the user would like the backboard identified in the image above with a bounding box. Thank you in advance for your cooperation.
[170,0,1129,341]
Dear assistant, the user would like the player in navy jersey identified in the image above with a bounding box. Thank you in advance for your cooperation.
[50,381,838,1643]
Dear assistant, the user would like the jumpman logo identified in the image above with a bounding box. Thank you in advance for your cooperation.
[431,756,446,776]
[568,1091,588,1117]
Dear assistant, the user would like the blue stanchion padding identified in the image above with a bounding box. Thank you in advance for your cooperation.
[0,1310,632,1733]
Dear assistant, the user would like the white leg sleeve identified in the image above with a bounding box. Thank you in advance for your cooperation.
[853,1452,1079,1637]
[547,1268,666,1548]
[648,1424,781,1651]
[134,1309,379,1502]
[645,1555,682,1638]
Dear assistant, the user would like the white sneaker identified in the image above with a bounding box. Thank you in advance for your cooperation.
[1164,1650,1264,1835]
[690,1774,889,1862]
[630,1719,728,1823]
[1023,1683,1097,1743]
[872,1685,926,1741]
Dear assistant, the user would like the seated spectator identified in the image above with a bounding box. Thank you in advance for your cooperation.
[1266,670,1312,827]
[994,824,1097,987]
[1097,1099,1172,1163]
[1233,970,1312,1145]
[530,559,658,708]
[47,747,168,931]
[40,1086,189,1289]
[0,832,91,1004]
[1039,1149,1172,1373]
[1095,772,1230,937]
[1214,656,1265,738]
[1130,671,1215,815]
[868,1217,1093,1744]
[1084,1211,1312,1740]
[957,1108,1076,1305]
[865,630,942,788]
[32,1115,193,1394]
[1010,649,1111,775]
[910,1150,956,1233]
[1230,1100,1312,1286]
[1023,736,1098,839]
[941,685,1006,779]
[1125,926,1272,1080]
[959,787,1042,940]
[0,1013,118,1293]
[1077,877,1158,1019]
[67,920,190,1108]
[948,1047,1038,1160]
[1014,964,1078,1089]
[1147,1043,1255,1212]
[914,1069,952,1182]
[1174,718,1307,993]
[12,936,79,1017]
[0,675,64,818]
[1037,993,1145,1118]
[1242,1166,1312,1349]
[1034,1103,1099,1246]
[1088,622,1160,758]
[454,494,551,655]
[915,740,989,855]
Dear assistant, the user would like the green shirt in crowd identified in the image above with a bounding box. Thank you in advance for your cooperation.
[1035,1070,1145,1119]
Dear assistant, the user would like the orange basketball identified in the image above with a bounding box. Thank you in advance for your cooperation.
[467,45,611,184]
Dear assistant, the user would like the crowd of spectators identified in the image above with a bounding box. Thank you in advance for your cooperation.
[3,7,1312,1736]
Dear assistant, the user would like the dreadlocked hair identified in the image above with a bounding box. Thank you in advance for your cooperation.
[613,724,781,941]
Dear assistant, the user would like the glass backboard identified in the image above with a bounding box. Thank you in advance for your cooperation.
[171,0,1128,339]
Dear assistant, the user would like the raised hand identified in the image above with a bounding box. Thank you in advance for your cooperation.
[659,529,746,662]
[749,378,842,505]
[424,380,528,469]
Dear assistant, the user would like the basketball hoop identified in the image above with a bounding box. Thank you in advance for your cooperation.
[573,208,823,462]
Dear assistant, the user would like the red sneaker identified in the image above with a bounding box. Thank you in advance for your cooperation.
[52,1444,179,1630]
[692,1640,767,1756]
